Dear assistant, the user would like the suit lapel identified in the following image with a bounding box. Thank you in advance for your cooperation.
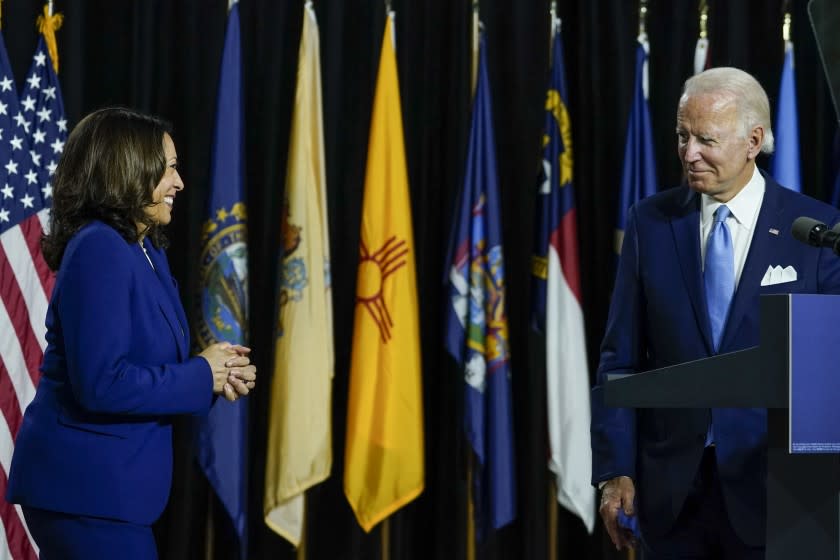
[139,239,189,360]
[719,177,783,350]
[670,189,715,354]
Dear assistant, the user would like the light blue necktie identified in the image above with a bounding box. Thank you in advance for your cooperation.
[704,205,734,446]
[705,205,735,352]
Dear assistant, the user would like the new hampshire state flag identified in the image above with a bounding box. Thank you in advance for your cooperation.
[343,11,424,532]
[444,31,516,539]
[530,21,595,534]
[195,1,249,556]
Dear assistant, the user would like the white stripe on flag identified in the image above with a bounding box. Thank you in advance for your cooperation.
[13,504,36,556]
[1,227,48,351]
[546,246,595,533]
[0,517,12,560]
[37,208,49,234]
[0,304,37,413]
[0,413,37,557]
[0,408,15,475]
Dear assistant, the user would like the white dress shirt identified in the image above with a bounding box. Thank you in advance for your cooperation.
[700,165,765,288]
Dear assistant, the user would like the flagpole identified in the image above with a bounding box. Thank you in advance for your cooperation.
[782,3,791,43]
[297,494,307,560]
[378,5,394,557]
[470,0,479,96]
[466,4,479,558]
[205,493,215,560]
[466,452,475,560]
[693,0,709,75]
[546,4,561,559]
[547,478,557,560]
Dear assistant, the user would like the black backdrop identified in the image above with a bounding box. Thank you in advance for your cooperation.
[3,1,836,558]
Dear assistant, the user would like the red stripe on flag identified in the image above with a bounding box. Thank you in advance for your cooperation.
[0,241,43,386]
[20,214,54,297]
[0,467,38,560]
[0,360,23,440]
[550,208,582,303]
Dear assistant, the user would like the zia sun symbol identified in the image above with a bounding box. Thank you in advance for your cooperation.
[357,236,409,343]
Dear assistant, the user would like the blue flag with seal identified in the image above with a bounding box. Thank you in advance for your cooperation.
[444,31,516,539]
[195,1,248,556]
[770,40,802,192]
[616,34,657,256]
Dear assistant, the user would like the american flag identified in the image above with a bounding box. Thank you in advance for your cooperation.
[0,34,66,560]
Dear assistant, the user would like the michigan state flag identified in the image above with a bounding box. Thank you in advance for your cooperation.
[444,31,516,539]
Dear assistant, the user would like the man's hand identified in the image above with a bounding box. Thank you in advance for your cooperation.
[599,476,638,550]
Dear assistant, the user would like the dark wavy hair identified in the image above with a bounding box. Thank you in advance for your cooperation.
[42,107,174,271]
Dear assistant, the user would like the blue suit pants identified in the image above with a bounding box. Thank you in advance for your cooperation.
[23,507,157,560]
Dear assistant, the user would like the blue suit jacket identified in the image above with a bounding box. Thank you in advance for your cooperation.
[591,172,840,546]
[7,221,213,525]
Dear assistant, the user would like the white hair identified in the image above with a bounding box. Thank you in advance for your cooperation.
[681,66,775,154]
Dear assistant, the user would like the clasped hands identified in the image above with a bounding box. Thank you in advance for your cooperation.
[199,342,257,402]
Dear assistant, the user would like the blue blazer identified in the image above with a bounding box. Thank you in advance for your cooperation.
[7,221,213,525]
[591,172,840,546]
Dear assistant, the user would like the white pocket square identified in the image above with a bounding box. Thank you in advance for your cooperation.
[760,265,798,286]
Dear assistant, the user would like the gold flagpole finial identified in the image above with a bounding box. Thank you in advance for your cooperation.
[699,0,708,39]
[638,0,648,38]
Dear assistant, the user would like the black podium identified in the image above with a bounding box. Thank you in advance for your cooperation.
[604,294,840,560]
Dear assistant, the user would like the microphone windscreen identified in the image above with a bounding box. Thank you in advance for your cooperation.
[791,216,826,246]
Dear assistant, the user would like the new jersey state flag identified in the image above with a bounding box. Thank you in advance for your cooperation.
[343,11,424,533]
[264,1,333,547]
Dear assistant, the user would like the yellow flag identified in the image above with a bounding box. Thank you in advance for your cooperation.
[343,13,424,532]
[264,3,334,547]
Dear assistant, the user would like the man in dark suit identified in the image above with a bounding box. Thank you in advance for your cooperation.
[591,67,840,558]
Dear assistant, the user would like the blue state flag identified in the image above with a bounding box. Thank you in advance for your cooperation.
[444,32,516,539]
[194,2,248,556]
[770,41,802,193]
[616,36,657,256]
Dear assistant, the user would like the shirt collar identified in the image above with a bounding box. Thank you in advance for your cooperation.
[700,165,765,228]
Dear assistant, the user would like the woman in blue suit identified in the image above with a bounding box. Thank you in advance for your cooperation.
[6,107,257,558]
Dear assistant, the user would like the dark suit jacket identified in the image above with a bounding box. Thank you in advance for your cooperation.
[591,172,840,546]
[7,220,214,525]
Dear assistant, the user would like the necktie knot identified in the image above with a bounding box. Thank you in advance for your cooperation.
[714,204,731,224]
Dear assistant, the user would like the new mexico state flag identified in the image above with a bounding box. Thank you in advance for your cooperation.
[343,13,425,532]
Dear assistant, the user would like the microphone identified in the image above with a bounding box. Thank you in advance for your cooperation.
[791,216,840,255]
